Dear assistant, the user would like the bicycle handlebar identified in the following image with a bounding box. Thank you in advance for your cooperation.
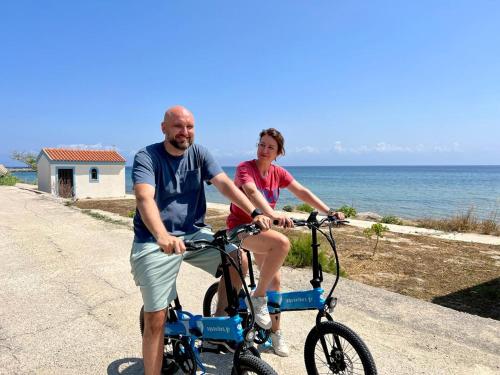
[273,216,349,227]
[183,223,261,251]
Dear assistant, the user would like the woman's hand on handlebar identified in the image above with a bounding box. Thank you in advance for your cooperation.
[157,234,186,255]
[333,211,346,220]
[327,209,345,220]
[252,214,272,231]
[273,215,294,229]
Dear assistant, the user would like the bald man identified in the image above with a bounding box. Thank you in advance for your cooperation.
[130,106,272,374]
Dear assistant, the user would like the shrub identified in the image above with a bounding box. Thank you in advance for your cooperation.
[285,233,346,276]
[282,205,294,212]
[296,203,314,213]
[380,215,403,225]
[0,174,19,186]
[127,209,136,218]
[363,223,389,256]
[337,205,357,218]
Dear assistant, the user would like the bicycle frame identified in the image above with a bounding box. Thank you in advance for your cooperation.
[237,211,343,318]
[160,225,265,372]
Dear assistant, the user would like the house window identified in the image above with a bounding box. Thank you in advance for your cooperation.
[90,168,99,182]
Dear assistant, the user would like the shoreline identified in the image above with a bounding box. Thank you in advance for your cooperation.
[10,183,500,244]
[206,202,500,245]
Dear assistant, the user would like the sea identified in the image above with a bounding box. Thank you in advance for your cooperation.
[11,165,500,222]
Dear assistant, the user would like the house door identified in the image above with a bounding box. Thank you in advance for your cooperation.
[57,169,74,198]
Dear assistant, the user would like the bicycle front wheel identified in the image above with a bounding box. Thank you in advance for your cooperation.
[304,321,376,375]
[232,354,277,375]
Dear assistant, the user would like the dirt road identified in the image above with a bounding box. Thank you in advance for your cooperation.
[1,186,499,374]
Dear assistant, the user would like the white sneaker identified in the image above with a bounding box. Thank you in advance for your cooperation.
[270,330,290,357]
[250,295,272,329]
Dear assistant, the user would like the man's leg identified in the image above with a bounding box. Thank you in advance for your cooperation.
[130,241,182,375]
[143,309,167,375]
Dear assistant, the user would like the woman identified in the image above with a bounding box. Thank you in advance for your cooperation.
[227,128,344,357]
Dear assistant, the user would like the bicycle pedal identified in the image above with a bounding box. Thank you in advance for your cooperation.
[258,339,273,353]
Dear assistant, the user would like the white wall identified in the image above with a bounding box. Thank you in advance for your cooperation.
[45,162,125,198]
[37,155,51,193]
[73,164,125,198]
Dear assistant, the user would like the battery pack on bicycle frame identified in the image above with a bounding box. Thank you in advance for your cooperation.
[191,315,244,342]
[271,288,325,311]
[165,311,244,342]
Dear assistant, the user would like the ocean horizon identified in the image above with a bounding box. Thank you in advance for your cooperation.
[11,165,500,222]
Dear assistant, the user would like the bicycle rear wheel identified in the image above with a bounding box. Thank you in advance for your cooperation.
[304,321,376,375]
[203,281,220,316]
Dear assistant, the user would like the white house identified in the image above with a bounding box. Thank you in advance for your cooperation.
[37,148,126,199]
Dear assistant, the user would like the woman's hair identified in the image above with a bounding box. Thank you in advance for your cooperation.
[259,128,285,156]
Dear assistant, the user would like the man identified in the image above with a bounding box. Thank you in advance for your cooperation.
[130,106,273,375]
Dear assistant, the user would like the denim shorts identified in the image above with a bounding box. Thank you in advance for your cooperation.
[130,227,238,312]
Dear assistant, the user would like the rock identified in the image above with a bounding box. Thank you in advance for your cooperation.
[356,212,383,221]
[0,164,9,177]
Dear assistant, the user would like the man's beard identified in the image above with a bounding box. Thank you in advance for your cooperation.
[168,137,193,150]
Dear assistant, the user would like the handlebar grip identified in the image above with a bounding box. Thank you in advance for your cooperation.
[292,218,307,226]
[328,218,349,225]
[184,240,205,251]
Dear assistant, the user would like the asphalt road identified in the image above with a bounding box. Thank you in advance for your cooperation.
[1,186,499,374]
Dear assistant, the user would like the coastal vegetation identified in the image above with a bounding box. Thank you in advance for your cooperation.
[0,174,20,186]
[380,215,404,225]
[418,208,499,236]
[284,232,346,276]
[363,223,389,255]
[337,204,357,218]
[295,203,314,213]
[11,151,37,171]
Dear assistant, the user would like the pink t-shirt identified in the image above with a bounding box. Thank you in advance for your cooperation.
[226,160,294,229]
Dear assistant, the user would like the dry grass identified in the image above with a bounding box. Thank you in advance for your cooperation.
[418,208,499,236]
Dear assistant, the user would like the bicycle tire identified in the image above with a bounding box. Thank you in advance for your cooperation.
[232,354,278,375]
[203,281,220,317]
[304,321,377,375]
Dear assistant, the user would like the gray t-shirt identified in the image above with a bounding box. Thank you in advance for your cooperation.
[132,142,223,242]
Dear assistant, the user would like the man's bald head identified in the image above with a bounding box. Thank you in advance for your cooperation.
[163,105,194,126]
[161,105,195,153]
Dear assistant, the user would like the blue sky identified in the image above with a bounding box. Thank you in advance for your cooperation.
[1,1,499,166]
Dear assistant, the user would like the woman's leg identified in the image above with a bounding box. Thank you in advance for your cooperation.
[241,229,289,298]
[253,239,290,356]
[253,253,282,333]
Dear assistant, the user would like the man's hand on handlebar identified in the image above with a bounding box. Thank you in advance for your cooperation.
[157,234,186,255]
[252,214,272,231]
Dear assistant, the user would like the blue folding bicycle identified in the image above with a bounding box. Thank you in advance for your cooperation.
[139,223,278,375]
[203,211,377,375]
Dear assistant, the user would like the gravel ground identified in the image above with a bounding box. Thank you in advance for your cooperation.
[1,185,499,374]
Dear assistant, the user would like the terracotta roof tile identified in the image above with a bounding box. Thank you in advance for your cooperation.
[43,148,126,163]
